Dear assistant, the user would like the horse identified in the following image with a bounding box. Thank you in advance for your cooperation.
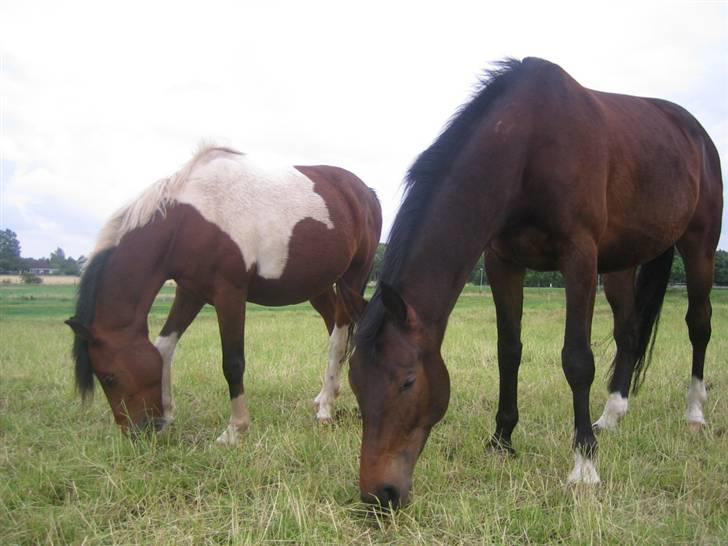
[349,57,723,507]
[66,145,382,443]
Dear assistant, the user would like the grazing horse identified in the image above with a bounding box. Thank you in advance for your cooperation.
[349,58,722,507]
[66,146,381,442]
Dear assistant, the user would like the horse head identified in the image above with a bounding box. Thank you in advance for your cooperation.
[66,317,166,434]
[349,283,450,508]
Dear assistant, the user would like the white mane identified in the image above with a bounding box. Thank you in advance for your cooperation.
[89,145,242,260]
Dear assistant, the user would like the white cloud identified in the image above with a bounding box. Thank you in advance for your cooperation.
[1,0,726,257]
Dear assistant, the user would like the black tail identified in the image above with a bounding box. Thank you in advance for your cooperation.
[627,246,675,394]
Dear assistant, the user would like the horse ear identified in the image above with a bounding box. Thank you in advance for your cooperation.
[65,317,94,341]
[380,282,408,324]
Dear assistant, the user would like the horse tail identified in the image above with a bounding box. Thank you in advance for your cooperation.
[628,246,675,394]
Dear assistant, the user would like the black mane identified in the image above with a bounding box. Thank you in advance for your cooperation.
[70,248,114,399]
[355,58,526,353]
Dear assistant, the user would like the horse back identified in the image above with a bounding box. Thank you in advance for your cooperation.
[480,60,721,271]
[164,154,380,304]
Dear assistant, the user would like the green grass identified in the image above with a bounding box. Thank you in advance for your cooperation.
[1,285,727,544]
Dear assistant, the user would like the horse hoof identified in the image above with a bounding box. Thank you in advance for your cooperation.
[316,416,335,425]
[688,421,705,433]
[215,427,245,445]
[566,453,601,485]
[592,420,614,434]
[487,436,516,457]
[215,434,237,446]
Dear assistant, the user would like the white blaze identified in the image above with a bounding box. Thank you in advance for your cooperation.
[177,154,333,279]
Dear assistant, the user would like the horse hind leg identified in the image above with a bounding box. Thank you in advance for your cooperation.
[154,284,205,424]
[593,270,636,432]
[677,241,715,431]
[311,266,370,423]
[310,288,340,423]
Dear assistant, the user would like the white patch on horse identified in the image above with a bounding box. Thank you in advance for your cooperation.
[314,324,349,422]
[216,394,251,445]
[686,376,707,426]
[177,151,333,279]
[89,146,334,280]
[593,392,629,431]
[154,333,179,422]
[567,451,601,485]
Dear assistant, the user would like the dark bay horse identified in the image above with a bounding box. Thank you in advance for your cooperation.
[350,58,722,506]
[66,146,381,442]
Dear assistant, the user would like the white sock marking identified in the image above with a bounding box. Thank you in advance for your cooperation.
[593,392,629,431]
[686,377,707,425]
[315,324,348,422]
[216,394,251,445]
[567,451,601,485]
[154,333,179,421]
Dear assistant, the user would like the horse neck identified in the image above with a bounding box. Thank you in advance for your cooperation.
[395,178,494,331]
[93,236,170,337]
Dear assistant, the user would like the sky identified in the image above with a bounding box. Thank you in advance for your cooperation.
[1,1,727,259]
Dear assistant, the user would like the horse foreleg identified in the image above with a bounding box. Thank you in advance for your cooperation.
[561,244,600,485]
[155,284,205,424]
[593,269,636,431]
[485,253,525,454]
[213,287,249,445]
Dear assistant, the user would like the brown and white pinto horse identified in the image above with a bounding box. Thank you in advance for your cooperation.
[66,146,381,442]
[350,58,722,507]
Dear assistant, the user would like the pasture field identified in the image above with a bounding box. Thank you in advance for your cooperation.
[1,284,726,545]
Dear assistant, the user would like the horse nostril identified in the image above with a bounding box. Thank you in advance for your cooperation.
[130,415,167,438]
[382,485,400,507]
[364,484,401,508]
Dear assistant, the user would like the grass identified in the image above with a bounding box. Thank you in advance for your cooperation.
[1,284,727,544]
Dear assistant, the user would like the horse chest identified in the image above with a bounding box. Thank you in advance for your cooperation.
[176,158,334,280]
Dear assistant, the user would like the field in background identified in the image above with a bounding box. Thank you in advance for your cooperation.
[1,285,726,544]
[0,275,80,285]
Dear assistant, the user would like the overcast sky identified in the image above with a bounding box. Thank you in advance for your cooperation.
[1,1,727,259]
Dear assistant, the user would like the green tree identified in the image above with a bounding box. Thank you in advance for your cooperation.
[0,229,23,272]
[715,250,728,286]
[369,243,387,282]
[669,251,686,285]
[49,247,66,270]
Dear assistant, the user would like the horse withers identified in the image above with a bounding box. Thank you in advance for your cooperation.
[349,58,722,507]
[66,146,382,441]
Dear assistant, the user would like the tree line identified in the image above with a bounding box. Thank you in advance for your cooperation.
[4,229,728,286]
[0,229,85,276]
[370,243,728,287]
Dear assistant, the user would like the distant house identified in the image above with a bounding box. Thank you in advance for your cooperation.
[29,267,59,275]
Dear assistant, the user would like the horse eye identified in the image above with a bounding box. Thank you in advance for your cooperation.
[400,378,415,392]
[100,374,117,387]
